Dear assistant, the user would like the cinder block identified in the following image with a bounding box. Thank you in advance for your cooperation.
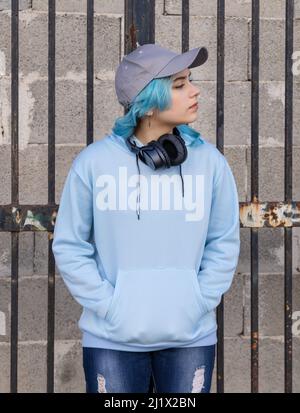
[157,15,248,81]
[165,0,216,17]
[224,18,249,81]
[33,233,61,278]
[0,0,31,10]
[4,11,120,77]
[0,279,9,342]
[55,144,86,204]
[224,81,251,145]
[19,78,121,145]
[166,0,300,19]
[0,233,34,279]
[256,82,300,148]
[246,147,284,201]
[32,0,123,14]
[259,337,300,392]
[33,232,49,276]
[190,81,216,145]
[0,143,11,204]
[0,344,10,392]
[244,273,300,337]
[0,340,85,392]
[223,336,300,392]
[54,340,85,393]
[236,228,251,274]
[294,228,300,275]
[0,341,81,393]
[224,336,251,392]
[293,148,300,201]
[191,81,251,146]
[155,15,213,80]
[0,275,82,342]
[224,146,248,202]
[0,78,10,143]
[0,13,10,77]
[224,273,244,337]
[248,227,285,273]
[18,342,47,392]
[18,277,48,341]
[55,277,82,341]
[259,82,285,146]
[248,19,287,82]
[0,234,11,278]
[0,11,121,77]
[19,144,48,204]
[235,227,300,275]
[293,21,300,83]
[294,84,300,147]
[32,0,163,15]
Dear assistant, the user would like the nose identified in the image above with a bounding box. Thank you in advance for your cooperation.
[190,84,200,97]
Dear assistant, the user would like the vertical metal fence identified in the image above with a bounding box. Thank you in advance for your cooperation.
[0,0,297,393]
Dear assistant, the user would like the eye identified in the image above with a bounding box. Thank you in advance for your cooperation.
[174,75,194,89]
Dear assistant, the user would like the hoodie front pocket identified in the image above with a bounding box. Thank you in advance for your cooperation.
[104,268,206,345]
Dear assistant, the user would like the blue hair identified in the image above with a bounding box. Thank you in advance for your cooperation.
[111,75,203,146]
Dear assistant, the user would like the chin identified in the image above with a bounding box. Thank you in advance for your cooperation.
[187,114,198,122]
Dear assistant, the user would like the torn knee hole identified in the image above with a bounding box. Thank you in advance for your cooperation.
[191,366,205,393]
[97,373,107,393]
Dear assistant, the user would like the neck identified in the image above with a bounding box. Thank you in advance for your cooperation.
[134,122,175,145]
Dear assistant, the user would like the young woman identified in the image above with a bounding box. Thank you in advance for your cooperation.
[52,43,240,393]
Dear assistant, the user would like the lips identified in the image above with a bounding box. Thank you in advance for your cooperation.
[189,102,198,109]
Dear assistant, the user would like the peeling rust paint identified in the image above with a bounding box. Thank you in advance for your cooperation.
[129,23,139,49]
[252,331,259,351]
[0,206,59,232]
[240,201,300,228]
[23,210,47,230]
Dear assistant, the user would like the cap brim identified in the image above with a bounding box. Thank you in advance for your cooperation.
[154,46,208,78]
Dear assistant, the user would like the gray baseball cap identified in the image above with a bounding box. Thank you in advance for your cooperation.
[115,43,208,109]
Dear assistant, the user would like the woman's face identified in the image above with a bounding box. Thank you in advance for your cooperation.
[155,68,200,126]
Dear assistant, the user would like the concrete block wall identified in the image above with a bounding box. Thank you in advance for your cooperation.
[0,0,300,392]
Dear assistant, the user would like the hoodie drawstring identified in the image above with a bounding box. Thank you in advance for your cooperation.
[136,153,141,220]
[179,164,184,198]
[135,155,185,221]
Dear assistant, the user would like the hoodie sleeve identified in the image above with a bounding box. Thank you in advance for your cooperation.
[197,154,240,315]
[52,165,114,319]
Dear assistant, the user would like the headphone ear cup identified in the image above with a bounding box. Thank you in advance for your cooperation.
[158,134,188,166]
[151,141,172,168]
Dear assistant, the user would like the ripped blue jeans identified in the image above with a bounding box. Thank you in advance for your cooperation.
[82,344,215,393]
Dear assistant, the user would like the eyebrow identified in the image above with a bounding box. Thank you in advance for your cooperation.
[173,70,192,82]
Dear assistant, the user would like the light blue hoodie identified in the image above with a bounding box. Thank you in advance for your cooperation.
[52,128,240,352]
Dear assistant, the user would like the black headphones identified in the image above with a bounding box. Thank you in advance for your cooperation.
[125,126,188,171]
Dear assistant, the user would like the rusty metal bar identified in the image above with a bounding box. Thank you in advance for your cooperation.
[124,0,155,54]
[216,0,225,394]
[284,0,294,394]
[182,0,189,54]
[251,0,260,393]
[47,0,56,393]
[1,201,300,233]
[87,0,94,146]
[124,0,156,393]
[10,0,19,394]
